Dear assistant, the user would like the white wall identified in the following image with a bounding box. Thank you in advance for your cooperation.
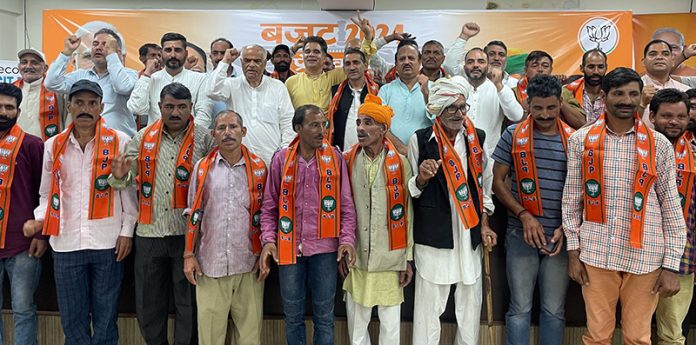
[2,0,694,60]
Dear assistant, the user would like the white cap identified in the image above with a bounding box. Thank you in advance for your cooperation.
[17,48,46,63]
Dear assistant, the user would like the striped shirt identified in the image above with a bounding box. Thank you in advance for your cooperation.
[108,124,213,237]
[492,125,567,235]
[680,141,696,275]
[562,124,686,274]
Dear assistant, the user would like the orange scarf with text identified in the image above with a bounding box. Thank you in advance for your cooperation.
[512,117,574,216]
[675,132,696,221]
[137,119,195,224]
[326,74,379,145]
[186,145,267,254]
[0,125,25,247]
[277,137,340,265]
[13,78,60,140]
[43,119,119,235]
[583,113,656,249]
[432,117,484,229]
[344,139,407,250]
[515,76,529,104]
[566,77,585,105]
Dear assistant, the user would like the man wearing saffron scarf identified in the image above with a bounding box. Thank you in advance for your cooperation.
[408,76,496,345]
[14,48,66,140]
[0,83,46,345]
[327,48,379,151]
[562,68,686,345]
[647,89,696,345]
[27,80,136,344]
[259,104,356,345]
[341,94,413,344]
[564,49,608,124]
[109,82,212,345]
[492,75,574,345]
[183,110,267,345]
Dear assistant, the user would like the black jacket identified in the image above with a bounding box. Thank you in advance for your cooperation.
[330,83,369,150]
[412,126,486,249]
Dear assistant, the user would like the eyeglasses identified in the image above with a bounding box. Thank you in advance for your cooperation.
[444,104,470,115]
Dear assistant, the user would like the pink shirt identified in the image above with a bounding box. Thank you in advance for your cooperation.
[34,130,138,252]
[186,152,258,277]
[260,146,356,257]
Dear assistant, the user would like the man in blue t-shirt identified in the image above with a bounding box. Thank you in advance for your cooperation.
[491,74,573,345]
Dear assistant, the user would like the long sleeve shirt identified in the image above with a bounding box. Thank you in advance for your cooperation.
[34,129,138,252]
[443,37,518,89]
[185,153,258,278]
[562,125,686,274]
[406,129,492,285]
[44,52,138,137]
[127,68,212,128]
[108,124,213,237]
[208,62,295,165]
[284,69,346,112]
[260,146,357,257]
[377,78,433,145]
[17,77,68,139]
[0,133,45,259]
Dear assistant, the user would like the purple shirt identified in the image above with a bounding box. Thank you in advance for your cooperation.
[186,152,258,277]
[0,133,44,259]
[260,146,356,257]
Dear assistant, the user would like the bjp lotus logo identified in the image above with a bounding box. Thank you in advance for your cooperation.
[520,178,536,195]
[321,196,336,212]
[279,216,293,234]
[578,17,619,54]
[390,204,404,221]
[585,179,601,198]
[634,192,644,212]
[455,184,469,201]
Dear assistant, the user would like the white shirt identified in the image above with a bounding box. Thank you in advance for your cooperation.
[641,74,690,128]
[443,37,519,89]
[34,129,138,252]
[343,85,362,150]
[465,79,523,159]
[406,129,493,285]
[208,62,295,165]
[128,68,212,128]
[17,78,43,138]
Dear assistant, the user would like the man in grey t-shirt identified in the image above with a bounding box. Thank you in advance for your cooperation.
[491,75,572,345]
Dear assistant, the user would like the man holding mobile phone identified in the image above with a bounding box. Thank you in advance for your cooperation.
[492,74,574,345]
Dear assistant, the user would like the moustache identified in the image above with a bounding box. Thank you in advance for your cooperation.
[22,68,37,74]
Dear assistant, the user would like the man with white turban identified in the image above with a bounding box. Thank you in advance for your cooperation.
[407,76,497,345]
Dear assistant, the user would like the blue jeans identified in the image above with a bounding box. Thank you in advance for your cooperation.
[505,228,569,345]
[278,252,337,345]
[53,249,124,345]
[0,251,41,345]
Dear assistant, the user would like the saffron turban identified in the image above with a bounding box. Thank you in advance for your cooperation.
[358,94,394,128]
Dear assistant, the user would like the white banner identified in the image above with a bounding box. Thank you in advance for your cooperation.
[0,60,21,84]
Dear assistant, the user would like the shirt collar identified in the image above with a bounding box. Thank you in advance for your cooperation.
[215,151,246,168]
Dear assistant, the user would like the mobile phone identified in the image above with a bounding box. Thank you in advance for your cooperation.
[541,234,559,253]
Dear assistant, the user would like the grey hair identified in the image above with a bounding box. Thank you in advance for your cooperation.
[214,110,244,128]
[73,21,127,57]
[651,27,685,47]
[241,44,268,61]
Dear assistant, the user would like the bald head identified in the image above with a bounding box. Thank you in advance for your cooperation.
[241,45,267,84]
[345,39,361,50]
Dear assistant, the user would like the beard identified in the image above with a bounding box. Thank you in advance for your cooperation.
[0,116,17,131]
[584,74,604,87]
[465,68,487,83]
[165,57,183,69]
[275,61,290,73]
[687,118,696,134]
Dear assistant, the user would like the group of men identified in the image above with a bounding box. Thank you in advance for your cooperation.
[2,11,696,345]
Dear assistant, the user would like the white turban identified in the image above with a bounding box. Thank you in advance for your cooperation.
[426,76,473,117]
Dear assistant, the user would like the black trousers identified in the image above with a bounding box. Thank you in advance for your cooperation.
[134,235,197,345]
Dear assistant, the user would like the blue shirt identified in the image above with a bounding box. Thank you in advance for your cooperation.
[44,52,138,137]
[377,78,432,145]
[492,124,567,235]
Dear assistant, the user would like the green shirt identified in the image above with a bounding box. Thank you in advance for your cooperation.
[108,123,213,237]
